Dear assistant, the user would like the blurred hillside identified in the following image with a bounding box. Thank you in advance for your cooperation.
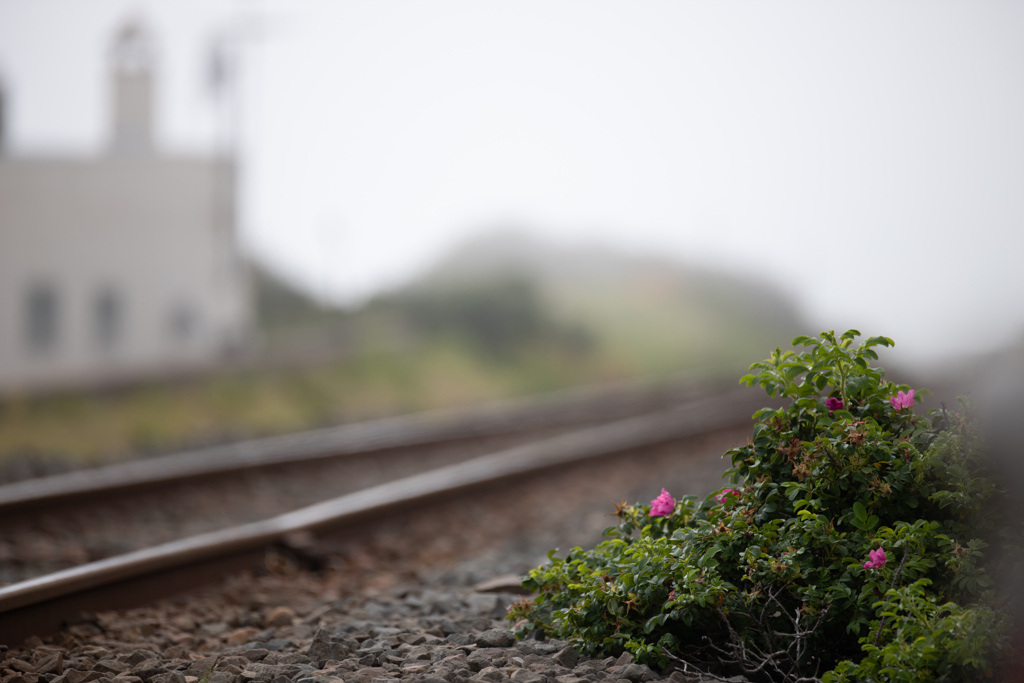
[367,232,804,376]
[0,233,805,471]
[387,233,802,374]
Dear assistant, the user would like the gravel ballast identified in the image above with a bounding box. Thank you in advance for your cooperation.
[2,428,754,683]
[0,562,745,683]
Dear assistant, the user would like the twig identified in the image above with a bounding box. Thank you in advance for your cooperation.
[872,544,911,648]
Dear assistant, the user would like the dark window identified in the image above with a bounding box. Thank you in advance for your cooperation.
[25,283,58,353]
[95,287,123,349]
[169,303,196,341]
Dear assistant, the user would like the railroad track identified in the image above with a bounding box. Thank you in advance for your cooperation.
[0,374,726,515]
[0,379,774,648]
[0,375,728,586]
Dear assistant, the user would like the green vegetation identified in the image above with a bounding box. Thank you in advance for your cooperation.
[0,237,802,467]
[0,338,610,466]
[509,331,1018,681]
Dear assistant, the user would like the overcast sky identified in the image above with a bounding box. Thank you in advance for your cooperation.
[1,1,1022,365]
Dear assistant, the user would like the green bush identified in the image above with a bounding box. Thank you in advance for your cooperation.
[508,330,1015,682]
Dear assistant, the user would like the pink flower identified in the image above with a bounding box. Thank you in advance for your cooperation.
[825,397,844,413]
[890,389,915,410]
[864,547,887,570]
[649,488,675,517]
[715,488,739,504]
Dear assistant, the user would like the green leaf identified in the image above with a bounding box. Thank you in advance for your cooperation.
[853,501,868,522]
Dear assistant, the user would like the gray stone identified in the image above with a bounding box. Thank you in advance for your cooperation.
[474,630,514,649]
[460,619,494,633]
[404,647,432,662]
[36,654,64,676]
[552,648,578,670]
[93,664,128,677]
[425,618,460,636]
[432,655,470,679]
[399,663,431,676]
[473,667,506,683]
[129,669,168,683]
[306,629,354,668]
[616,664,653,683]
[247,640,296,653]
[529,642,562,656]
[218,659,250,671]
[198,623,231,637]
[125,655,158,670]
[465,595,500,617]
[274,656,311,667]
[399,634,427,646]
[64,669,100,683]
[240,664,288,683]
[666,673,700,683]
[613,653,633,667]
[7,660,36,674]
[347,668,388,683]
[572,661,607,676]
[521,655,552,669]
[183,660,218,678]
[149,675,186,683]
[467,650,507,672]
[370,627,402,639]
[509,671,543,683]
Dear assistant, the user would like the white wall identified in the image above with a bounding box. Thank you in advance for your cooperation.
[0,155,250,393]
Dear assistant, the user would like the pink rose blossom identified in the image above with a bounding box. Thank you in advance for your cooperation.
[864,547,887,570]
[890,389,915,410]
[825,397,844,413]
[649,488,675,517]
[715,488,740,504]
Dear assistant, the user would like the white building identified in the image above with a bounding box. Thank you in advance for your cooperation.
[0,22,251,394]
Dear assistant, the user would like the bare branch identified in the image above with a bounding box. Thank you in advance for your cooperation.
[872,544,911,648]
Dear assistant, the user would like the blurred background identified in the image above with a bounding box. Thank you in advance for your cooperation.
[0,1,1022,474]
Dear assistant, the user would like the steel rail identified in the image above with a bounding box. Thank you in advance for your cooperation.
[0,374,728,515]
[0,387,774,646]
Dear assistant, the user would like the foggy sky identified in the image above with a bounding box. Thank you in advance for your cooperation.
[1,1,1022,366]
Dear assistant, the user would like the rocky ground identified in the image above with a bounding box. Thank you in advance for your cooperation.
[0,553,748,683]
[1,428,754,683]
